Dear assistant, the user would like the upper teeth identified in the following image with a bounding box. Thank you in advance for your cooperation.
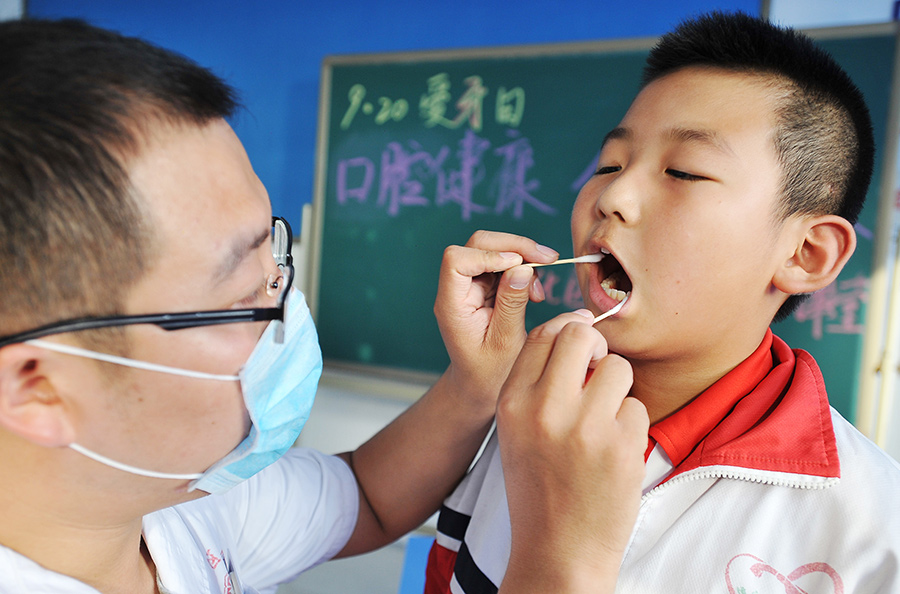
[600,247,610,255]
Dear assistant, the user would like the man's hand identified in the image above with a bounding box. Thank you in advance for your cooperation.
[337,231,557,557]
[434,230,558,407]
[497,312,649,593]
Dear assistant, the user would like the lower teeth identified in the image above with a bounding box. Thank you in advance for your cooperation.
[600,278,628,302]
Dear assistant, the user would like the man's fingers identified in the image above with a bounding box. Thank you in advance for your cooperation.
[439,244,519,285]
[582,354,635,417]
[435,232,558,320]
[464,230,559,266]
[618,396,650,437]
[540,321,609,396]
[582,356,647,456]
[435,245,515,316]
[502,311,599,394]
[484,266,534,347]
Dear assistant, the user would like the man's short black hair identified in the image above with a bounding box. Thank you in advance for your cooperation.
[0,19,239,346]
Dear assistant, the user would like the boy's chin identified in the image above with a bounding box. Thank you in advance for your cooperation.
[599,331,629,355]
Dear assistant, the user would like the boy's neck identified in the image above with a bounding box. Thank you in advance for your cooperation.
[628,329,771,424]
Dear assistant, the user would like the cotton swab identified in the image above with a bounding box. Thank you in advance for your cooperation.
[519,252,628,321]
[594,294,629,323]
[525,253,605,267]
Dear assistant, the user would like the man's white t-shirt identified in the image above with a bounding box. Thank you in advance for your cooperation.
[0,447,360,594]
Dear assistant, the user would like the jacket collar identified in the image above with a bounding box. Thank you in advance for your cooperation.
[649,329,840,480]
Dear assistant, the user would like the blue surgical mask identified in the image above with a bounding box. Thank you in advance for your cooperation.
[28,289,322,495]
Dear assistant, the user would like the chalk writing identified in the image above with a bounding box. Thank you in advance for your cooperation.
[340,75,525,131]
[854,221,874,241]
[572,150,603,192]
[420,73,488,131]
[493,131,556,218]
[378,141,447,217]
[536,269,585,309]
[340,84,410,130]
[336,157,375,205]
[335,130,556,221]
[792,273,869,340]
[496,86,525,127]
[340,84,366,129]
[419,74,453,128]
[435,130,490,220]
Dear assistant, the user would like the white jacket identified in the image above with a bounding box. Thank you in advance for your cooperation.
[426,333,900,593]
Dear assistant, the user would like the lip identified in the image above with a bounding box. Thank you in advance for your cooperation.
[585,240,631,316]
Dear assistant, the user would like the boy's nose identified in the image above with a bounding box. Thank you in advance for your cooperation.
[593,169,641,226]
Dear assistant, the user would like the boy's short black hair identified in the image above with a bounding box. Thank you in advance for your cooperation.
[641,12,874,322]
[0,19,239,347]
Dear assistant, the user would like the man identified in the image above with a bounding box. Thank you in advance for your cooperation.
[1,18,628,594]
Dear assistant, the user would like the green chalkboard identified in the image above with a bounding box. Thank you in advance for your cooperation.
[309,27,898,420]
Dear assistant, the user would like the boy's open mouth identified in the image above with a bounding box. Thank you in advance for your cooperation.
[597,250,632,302]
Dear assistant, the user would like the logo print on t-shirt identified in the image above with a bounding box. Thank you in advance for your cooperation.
[725,553,843,593]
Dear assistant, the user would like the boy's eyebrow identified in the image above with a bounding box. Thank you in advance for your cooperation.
[600,126,736,158]
[211,227,272,286]
[601,126,630,147]
[666,127,736,157]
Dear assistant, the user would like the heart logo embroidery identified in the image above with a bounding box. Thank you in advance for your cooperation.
[725,554,844,594]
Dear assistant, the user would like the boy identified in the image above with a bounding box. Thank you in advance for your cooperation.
[0,18,598,594]
[426,12,900,593]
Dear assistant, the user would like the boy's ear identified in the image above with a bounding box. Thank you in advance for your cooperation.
[0,344,76,447]
[772,214,856,296]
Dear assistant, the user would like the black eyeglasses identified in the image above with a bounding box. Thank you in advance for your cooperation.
[0,216,295,348]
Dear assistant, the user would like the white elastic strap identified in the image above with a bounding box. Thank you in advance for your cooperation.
[27,339,239,382]
[69,442,203,480]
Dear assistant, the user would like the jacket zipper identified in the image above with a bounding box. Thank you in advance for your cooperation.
[641,466,839,502]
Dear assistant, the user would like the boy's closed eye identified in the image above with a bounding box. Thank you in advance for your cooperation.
[665,169,709,181]
[595,165,622,175]
[594,164,710,182]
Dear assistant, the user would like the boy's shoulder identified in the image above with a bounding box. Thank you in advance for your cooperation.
[830,407,900,481]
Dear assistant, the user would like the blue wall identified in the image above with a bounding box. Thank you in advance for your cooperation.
[27,0,761,229]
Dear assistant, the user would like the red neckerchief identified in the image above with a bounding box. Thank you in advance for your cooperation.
[644,328,839,479]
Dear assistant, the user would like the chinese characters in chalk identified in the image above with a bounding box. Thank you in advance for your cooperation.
[340,72,525,131]
[336,130,556,221]
[793,273,869,339]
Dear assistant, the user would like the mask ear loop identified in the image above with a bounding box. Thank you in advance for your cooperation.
[68,443,203,480]
[23,340,238,481]
[26,339,240,381]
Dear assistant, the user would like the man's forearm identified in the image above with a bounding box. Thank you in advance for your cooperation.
[335,369,495,557]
